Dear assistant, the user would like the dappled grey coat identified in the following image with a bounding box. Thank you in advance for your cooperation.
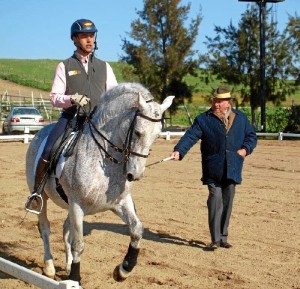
[174,108,257,184]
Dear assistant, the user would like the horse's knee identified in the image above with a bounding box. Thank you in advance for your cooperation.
[38,211,50,236]
[71,240,84,263]
[130,221,143,246]
[136,222,144,238]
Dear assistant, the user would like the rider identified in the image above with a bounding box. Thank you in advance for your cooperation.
[26,19,118,213]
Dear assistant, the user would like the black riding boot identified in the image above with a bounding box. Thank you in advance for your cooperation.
[34,157,50,191]
[25,157,49,214]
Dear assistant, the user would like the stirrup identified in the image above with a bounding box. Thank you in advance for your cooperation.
[25,193,43,215]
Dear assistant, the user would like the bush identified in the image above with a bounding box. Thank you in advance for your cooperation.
[170,105,297,133]
[266,107,291,132]
[284,105,300,133]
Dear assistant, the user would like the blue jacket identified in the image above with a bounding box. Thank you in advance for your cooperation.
[174,108,257,185]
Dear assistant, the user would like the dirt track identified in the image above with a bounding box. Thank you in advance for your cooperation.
[0,137,299,289]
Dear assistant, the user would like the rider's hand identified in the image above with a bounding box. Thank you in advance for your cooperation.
[70,93,90,107]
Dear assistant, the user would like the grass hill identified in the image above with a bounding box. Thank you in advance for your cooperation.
[0,58,299,107]
[0,58,235,107]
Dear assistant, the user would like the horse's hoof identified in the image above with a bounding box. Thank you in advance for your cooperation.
[60,280,83,289]
[113,264,131,282]
[43,259,55,278]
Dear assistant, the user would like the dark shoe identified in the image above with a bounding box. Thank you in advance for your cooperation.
[220,241,233,249]
[206,241,220,249]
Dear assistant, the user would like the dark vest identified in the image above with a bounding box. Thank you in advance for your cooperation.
[63,52,107,114]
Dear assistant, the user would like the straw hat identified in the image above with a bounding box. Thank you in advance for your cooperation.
[213,85,234,99]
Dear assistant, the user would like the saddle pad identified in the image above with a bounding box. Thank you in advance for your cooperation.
[35,134,75,179]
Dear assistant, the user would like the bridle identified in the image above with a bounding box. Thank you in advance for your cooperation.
[86,109,162,164]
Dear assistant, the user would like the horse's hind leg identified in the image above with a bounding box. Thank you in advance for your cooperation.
[112,194,143,281]
[63,215,73,274]
[37,194,56,278]
[68,203,84,283]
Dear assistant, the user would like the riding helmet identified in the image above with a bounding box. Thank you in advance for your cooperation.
[71,19,98,39]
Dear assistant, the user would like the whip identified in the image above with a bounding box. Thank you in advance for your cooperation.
[146,156,174,167]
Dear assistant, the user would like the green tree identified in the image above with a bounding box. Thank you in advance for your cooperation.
[202,4,299,128]
[121,0,202,113]
[283,13,300,84]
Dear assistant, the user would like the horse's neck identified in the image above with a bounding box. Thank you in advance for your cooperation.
[90,106,133,148]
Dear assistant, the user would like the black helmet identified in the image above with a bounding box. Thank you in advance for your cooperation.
[70,19,98,39]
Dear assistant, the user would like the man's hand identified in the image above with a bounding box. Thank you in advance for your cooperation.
[170,151,180,160]
[70,93,90,107]
[237,148,247,158]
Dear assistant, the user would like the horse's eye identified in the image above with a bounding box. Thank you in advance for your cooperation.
[134,131,142,138]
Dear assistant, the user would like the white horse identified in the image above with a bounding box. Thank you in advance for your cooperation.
[25,83,174,283]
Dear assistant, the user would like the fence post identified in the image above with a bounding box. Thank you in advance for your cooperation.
[40,94,49,119]
[278,132,283,141]
[166,131,171,141]
[31,92,34,106]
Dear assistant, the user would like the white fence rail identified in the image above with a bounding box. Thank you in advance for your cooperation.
[159,131,300,141]
[0,134,35,143]
[0,257,80,289]
[0,132,299,144]
[256,132,300,140]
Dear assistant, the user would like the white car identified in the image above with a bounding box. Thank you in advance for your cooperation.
[2,106,45,134]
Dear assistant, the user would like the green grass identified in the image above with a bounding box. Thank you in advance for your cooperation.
[0,59,60,91]
[0,58,299,127]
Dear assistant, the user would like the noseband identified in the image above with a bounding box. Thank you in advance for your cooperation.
[87,109,162,164]
[124,110,162,159]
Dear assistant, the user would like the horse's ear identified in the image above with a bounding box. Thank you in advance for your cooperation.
[138,92,148,112]
[160,95,175,113]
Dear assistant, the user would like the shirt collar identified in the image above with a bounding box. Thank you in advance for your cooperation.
[81,54,90,64]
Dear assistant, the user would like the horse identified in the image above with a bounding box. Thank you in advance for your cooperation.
[25,82,174,284]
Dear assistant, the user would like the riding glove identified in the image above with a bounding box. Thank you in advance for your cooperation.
[70,93,90,107]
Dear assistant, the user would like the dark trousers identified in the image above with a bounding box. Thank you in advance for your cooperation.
[207,181,236,243]
[41,112,75,160]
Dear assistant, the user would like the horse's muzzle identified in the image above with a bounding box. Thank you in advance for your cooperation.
[127,169,144,182]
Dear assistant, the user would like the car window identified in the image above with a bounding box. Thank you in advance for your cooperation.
[13,109,22,114]
[13,108,40,115]
[26,109,39,115]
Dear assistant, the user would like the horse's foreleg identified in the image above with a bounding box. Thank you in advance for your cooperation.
[112,194,143,281]
[63,215,73,274]
[68,203,84,283]
[37,195,56,278]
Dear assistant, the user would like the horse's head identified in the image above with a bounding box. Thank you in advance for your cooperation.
[123,93,174,182]
[93,83,174,181]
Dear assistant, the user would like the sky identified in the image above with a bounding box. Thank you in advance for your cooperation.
[0,0,298,62]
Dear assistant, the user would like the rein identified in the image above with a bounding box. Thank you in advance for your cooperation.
[85,108,162,164]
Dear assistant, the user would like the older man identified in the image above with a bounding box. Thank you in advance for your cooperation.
[171,85,257,249]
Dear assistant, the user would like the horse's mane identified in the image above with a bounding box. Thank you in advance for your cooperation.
[94,83,154,124]
[100,82,154,104]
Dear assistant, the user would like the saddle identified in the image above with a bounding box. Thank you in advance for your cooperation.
[25,113,90,214]
[46,115,88,204]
